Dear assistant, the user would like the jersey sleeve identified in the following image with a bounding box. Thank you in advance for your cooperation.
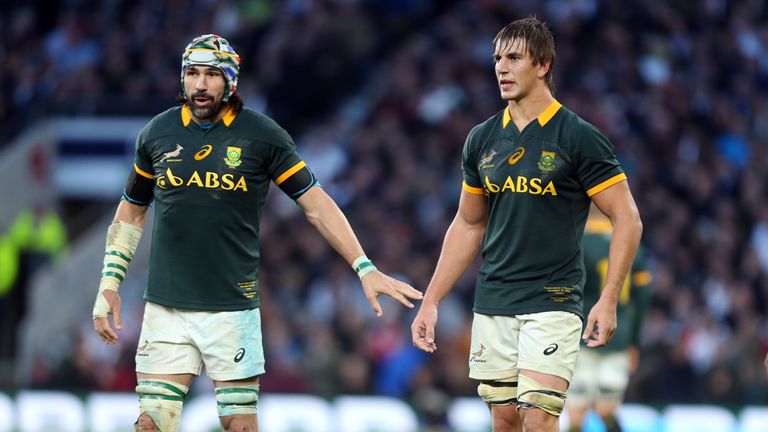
[461,125,485,195]
[264,124,317,199]
[123,128,155,206]
[574,123,626,197]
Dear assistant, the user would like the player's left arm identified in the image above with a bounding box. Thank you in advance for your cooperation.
[583,180,642,347]
[295,186,422,317]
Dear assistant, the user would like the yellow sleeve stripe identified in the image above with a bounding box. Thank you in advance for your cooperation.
[274,161,307,185]
[463,181,485,195]
[633,270,652,286]
[586,173,627,197]
[134,163,154,179]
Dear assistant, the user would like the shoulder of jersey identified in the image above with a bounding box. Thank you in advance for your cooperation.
[233,108,276,129]
[136,106,184,141]
[469,109,506,141]
[235,108,294,147]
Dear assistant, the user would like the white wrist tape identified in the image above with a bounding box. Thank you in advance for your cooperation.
[93,220,142,318]
[352,255,377,279]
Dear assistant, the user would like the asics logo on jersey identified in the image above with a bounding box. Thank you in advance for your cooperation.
[155,167,248,191]
[234,348,245,363]
[160,144,184,163]
[195,144,213,160]
[507,147,525,165]
[543,343,558,355]
[484,175,557,196]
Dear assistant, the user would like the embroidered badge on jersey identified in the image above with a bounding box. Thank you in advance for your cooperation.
[160,144,184,163]
[225,146,242,168]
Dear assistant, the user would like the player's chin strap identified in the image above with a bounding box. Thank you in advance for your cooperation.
[92,220,143,318]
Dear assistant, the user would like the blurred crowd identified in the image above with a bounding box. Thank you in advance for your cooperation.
[4,0,768,426]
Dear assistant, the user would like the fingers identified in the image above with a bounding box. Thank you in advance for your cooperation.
[391,289,415,309]
[584,321,616,348]
[368,296,383,317]
[389,282,423,308]
[103,290,122,330]
[401,284,423,301]
[424,325,436,351]
[113,303,122,331]
[93,317,119,344]
[582,315,596,343]
[411,320,437,353]
[585,333,605,348]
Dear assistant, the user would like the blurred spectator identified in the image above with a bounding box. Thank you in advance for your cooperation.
[0,207,67,362]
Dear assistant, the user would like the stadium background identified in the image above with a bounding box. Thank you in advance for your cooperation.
[1,0,768,430]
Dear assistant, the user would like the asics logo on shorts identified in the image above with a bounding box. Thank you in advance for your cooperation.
[543,343,558,355]
[234,348,245,363]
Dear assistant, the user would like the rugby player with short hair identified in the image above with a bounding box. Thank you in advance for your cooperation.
[92,34,422,432]
[411,16,643,432]
[566,206,652,432]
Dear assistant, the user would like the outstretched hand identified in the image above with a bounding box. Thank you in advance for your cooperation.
[360,271,423,317]
[93,289,122,344]
[582,297,617,348]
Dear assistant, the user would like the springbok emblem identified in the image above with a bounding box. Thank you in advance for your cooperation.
[470,343,486,362]
[160,144,184,163]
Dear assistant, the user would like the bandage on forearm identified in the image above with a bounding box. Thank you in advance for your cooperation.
[93,220,142,317]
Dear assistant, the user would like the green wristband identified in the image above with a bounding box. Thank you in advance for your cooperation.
[352,255,377,279]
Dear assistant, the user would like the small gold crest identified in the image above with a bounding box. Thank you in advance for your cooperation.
[537,151,556,172]
[224,146,242,168]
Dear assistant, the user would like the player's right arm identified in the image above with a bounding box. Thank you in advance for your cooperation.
[411,188,488,353]
[93,152,154,344]
[93,200,149,344]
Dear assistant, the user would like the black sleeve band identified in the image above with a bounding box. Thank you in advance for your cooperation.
[277,166,316,199]
[124,168,154,205]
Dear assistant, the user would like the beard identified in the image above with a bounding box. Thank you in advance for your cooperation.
[188,92,225,121]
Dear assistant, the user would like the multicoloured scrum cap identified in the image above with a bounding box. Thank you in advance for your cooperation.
[181,34,241,102]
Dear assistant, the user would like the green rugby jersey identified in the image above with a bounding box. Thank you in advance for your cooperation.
[126,105,316,311]
[462,100,627,319]
[581,219,652,351]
